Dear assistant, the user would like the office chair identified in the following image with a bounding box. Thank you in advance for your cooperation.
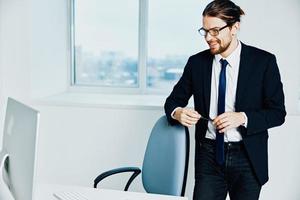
[93,115,190,197]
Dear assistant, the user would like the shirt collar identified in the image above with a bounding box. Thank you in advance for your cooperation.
[215,40,241,68]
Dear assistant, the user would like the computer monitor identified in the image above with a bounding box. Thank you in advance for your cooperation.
[0,97,40,200]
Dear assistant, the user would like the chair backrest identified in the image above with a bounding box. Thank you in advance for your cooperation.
[141,116,189,196]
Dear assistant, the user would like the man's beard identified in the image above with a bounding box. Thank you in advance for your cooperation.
[208,39,231,55]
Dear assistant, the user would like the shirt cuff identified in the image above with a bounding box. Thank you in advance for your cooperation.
[241,112,248,128]
[171,107,182,119]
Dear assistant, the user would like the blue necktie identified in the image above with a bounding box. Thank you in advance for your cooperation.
[216,59,228,165]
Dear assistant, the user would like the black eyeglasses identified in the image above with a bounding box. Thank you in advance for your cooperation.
[198,24,230,37]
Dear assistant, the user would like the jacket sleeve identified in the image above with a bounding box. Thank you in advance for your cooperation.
[164,57,193,125]
[243,54,286,135]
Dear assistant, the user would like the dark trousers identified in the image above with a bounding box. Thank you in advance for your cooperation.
[193,138,261,200]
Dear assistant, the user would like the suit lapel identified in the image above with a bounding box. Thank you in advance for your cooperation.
[235,43,253,110]
[203,52,214,116]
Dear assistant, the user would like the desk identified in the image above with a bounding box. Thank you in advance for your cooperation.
[34,184,188,200]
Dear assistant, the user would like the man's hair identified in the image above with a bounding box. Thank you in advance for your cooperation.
[202,0,245,26]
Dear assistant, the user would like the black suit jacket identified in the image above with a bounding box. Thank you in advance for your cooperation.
[164,42,286,185]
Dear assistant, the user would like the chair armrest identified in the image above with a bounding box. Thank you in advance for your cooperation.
[94,167,141,191]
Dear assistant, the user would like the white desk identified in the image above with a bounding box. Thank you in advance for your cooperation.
[34,184,188,200]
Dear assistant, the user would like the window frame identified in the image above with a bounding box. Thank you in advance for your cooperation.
[70,0,172,94]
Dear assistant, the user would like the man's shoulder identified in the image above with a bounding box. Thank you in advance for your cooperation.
[186,42,276,62]
[188,49,212,61]
[241,42,275,59]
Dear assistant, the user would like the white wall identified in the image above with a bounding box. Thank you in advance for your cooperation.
[0,0,32,148]
[0,0,300,199]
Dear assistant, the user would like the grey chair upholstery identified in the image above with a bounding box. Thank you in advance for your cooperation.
[93,115,190,196]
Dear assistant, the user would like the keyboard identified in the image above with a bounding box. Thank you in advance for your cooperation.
[53,191,89,200]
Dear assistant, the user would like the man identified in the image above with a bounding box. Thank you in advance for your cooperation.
[164,1,286,200]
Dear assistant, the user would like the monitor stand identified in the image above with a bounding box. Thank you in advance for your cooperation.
[0,152,15,200]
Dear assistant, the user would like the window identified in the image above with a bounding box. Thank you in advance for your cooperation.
[71,0,205,93]
[72,0,139,88]
[147,0,204,92]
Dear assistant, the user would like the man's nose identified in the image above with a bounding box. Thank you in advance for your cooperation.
[205,32,213,42]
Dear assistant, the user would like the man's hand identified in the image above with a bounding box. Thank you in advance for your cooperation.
[213,112,246,133]
[174,108,201,127]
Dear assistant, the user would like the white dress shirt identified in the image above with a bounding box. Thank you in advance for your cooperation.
[206,40,244,142]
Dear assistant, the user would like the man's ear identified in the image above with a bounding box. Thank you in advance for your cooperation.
[231,22,240,36]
